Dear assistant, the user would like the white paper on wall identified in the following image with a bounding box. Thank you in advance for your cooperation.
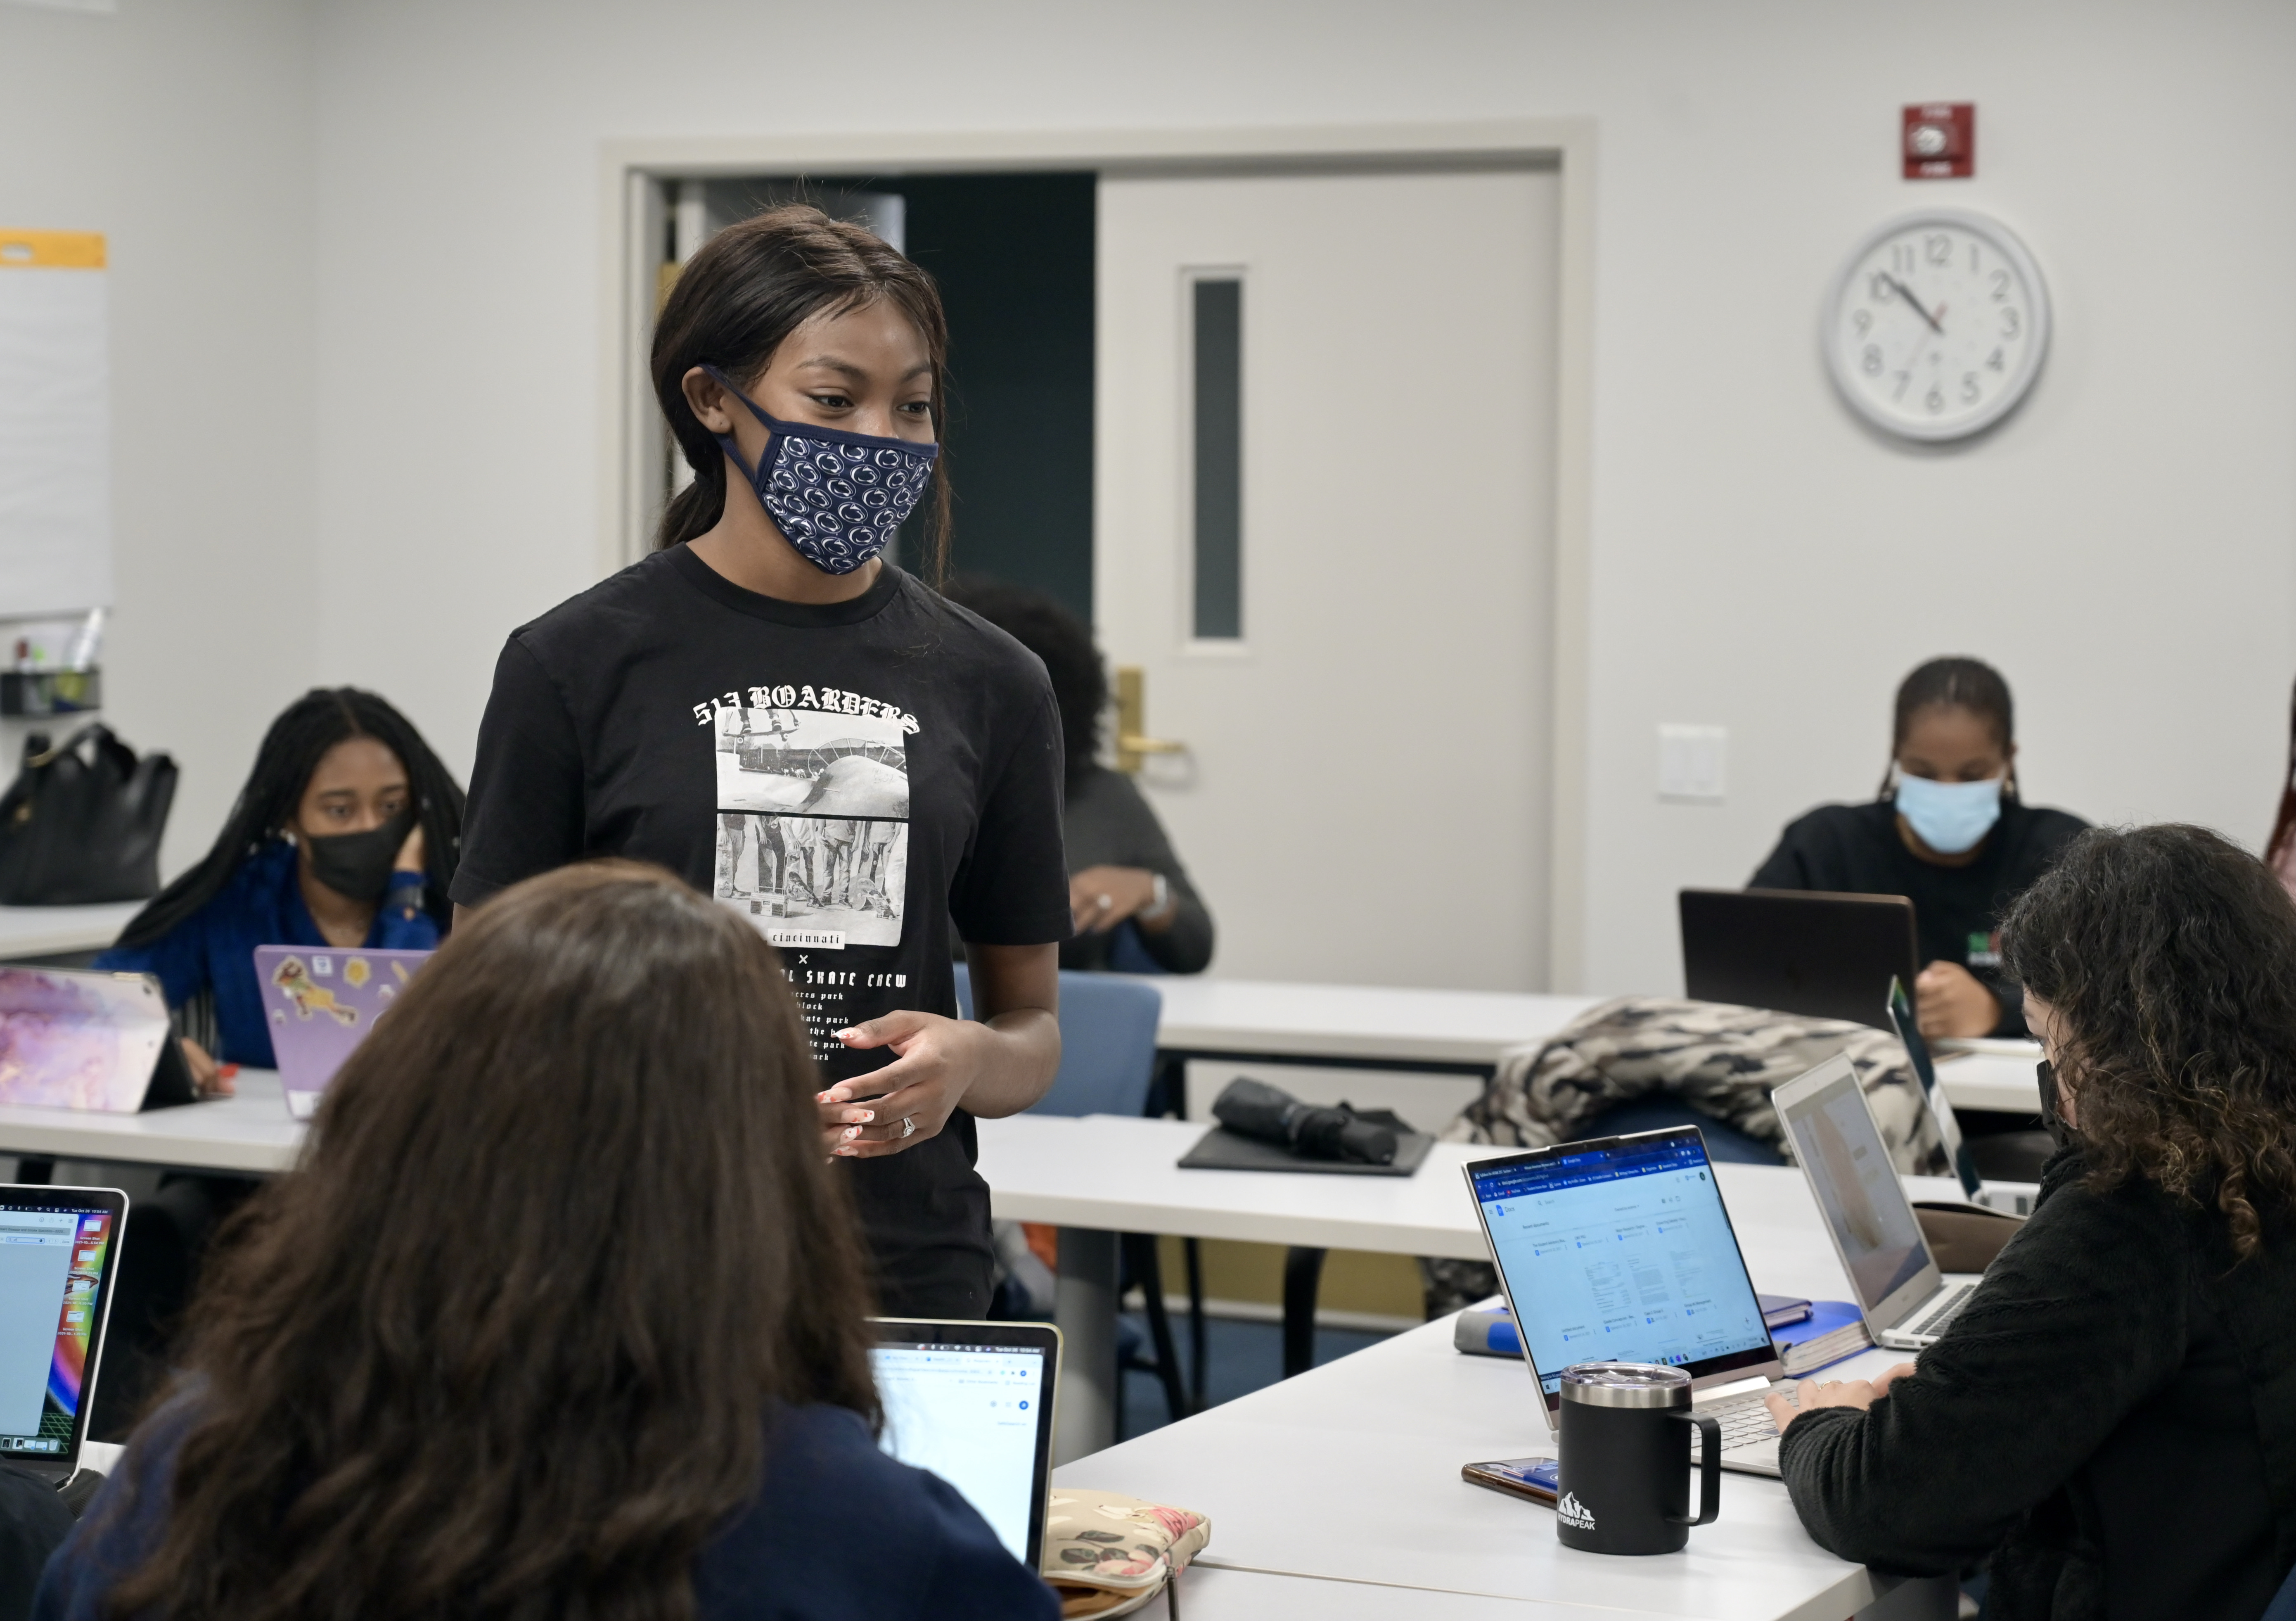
[0,232,111,619]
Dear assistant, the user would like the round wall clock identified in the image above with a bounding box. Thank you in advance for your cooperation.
[1822,209,2050,441]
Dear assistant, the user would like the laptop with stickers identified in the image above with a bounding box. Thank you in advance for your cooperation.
[253,945,432,1119]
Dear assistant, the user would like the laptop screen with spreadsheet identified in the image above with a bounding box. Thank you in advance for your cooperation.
[1468,1130,1776,1404]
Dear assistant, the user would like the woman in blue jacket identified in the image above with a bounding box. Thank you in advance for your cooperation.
[96,687,462,1089]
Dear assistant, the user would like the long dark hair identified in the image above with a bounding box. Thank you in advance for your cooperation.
[104,861,880,1621]
[1877,655,2018,800]
[115,688,464,949]
[652,204,953,581]
[940,577,1104,789]
[2002,824,2296,1259]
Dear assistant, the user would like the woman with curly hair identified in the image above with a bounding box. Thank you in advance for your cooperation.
[1765,824,2296,1619]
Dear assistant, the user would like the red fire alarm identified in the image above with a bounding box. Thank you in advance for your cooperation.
[1903,103,1975,179]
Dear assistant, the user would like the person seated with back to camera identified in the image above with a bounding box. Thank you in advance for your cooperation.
[35,862,1059,1621]
[1750,656,2086,1039]
[940,578,1213,973]
[1764,824,2296,1620]
[95,686,463,1092]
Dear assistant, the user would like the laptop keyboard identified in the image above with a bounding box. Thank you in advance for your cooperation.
[1903,1282,1976,1340]
[1698,1391,1781,1453]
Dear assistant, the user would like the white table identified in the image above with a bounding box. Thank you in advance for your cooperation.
[0,901,141,962]
[1149,979,1603,1069]
[1152,977,2037,1119]
[1053,1157,1966,1621]
[0,1068,300,1176]
[978,1112,1973,1464]
[1933,1049,2044,1114]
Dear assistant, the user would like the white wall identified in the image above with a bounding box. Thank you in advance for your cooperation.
[0,0,317,879]
[22,1,2296,994]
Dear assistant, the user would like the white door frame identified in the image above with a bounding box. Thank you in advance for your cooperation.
[597,120,1598,990]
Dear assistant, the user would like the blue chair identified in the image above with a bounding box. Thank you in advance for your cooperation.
[953,966,1189,1426]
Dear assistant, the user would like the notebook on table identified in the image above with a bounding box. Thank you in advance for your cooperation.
[253,946,431,1120]
[870,1319,1061,1568]
[1463,1127,1798,1478]
[0,1185,127,1489]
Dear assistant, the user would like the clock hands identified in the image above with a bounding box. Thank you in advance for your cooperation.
[1884,275,1945,336]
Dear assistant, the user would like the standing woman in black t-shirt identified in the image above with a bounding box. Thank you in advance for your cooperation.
[453,206,1069,1317]
[1749,657,2087,1040]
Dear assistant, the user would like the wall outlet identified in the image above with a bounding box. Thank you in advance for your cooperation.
[1657,724,1726,802]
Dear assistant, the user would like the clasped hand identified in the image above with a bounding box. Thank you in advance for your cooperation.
[816,1009,993,1158]
[1763,1361,1918,1434]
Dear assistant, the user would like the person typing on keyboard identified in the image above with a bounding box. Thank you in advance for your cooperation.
[1761,825,2296,1621]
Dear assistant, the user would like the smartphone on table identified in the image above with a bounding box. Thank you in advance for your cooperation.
[1462,1456,1558,1505]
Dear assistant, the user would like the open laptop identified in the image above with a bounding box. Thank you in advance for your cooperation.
[870,1319,1061,1567]
[1772,1054,1977,1350]
[253,946,432,1120]
[1885,975,1983,1199]
[0,1185,127,1489]
[1679,888,1918,1030]
[1464,1128,1795,1478]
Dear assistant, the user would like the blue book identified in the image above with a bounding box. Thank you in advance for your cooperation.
[1769,1300,1871,1374]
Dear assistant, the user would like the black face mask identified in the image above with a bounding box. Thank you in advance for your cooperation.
[2036,1059,2074,1150]
[303,810,415,904]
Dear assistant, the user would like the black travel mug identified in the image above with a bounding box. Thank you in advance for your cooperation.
[1553,1362,1720,1555]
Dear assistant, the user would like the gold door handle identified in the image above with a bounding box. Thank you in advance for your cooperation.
[1113,666,1186,774]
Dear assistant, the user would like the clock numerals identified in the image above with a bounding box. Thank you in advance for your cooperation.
[1831,213,2046,439]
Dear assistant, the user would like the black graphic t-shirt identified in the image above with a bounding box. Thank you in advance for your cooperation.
[452,548,1070,1316]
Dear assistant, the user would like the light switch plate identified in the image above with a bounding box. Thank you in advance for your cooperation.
[1658,724,1727,802]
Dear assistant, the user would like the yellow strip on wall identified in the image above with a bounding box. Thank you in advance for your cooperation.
[0,231,107,270]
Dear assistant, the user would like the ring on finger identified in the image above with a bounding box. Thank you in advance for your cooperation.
[899,1116,917,1139]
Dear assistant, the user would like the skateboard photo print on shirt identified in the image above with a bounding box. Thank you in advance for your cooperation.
[716,812,907,949]
[709,698,911,951]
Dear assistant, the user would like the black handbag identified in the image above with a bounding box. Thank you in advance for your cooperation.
[0,724,178,905]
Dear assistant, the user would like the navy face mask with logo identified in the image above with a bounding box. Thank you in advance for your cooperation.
[702,365,939,576]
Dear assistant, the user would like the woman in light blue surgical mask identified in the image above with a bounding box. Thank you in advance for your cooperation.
[1751,657,2090,1045]
[455,205,1071,1321]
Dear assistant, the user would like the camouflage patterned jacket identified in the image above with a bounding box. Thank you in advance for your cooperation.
[1445,996,1943,1176]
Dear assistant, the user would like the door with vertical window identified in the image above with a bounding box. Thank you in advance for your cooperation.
[1095,167,1561,990]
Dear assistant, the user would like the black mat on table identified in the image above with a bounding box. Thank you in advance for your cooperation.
[1176,1125,1435,1177]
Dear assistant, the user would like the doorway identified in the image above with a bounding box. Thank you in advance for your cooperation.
[633,171,1095,619]
[604,123,1595,990]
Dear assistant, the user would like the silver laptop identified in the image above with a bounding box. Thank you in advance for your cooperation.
[1464,1128,1794,1478]
[870,1318,1061,1567]
[1772,1054,1978,1350]
[0,1185,128,1489]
